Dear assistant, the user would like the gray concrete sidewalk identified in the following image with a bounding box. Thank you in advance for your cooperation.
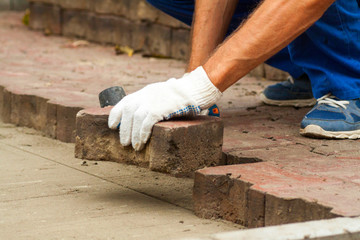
[0,121,241,239]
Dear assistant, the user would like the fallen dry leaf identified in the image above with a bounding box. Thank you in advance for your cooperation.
[63,40,90,48]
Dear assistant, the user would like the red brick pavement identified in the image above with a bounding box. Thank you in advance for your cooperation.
[1,12,360,227]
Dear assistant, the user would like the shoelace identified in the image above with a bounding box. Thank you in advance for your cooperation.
[317,93,349,109]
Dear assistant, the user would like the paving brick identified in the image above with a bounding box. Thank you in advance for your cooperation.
[75,107,224,176]
[62,10,89,38]
[135,0,160,22]
[193,169,266,227]
[130,21,148,50]
[193,173,250,225]
[29,2,62,35]
[9,93,48,131]
[129,0,146,21]
[43,101,57,138]
[0,86,5,122]
[93,0,165,25]
[138,0,188,28]
[42,89,96,143]
[59,0,91,10]
[246,188,265,228]
[155,11,189,29]
[75,107,149,167]
[57,0,187,29]
[265,194,335,226]
[93,0,128,17]
[1,88,11,123]
[12,0,28,10]
[144,24,172,57]
[63,12,136,47]
[148,117,224,177]
[0,0,10,10]
[0,85,58,137]
[113,17,132,47]
[0,83,97,143]
[86,15,117,44]
[221,105,310,153]
[171,28,190,60]
[193,163,354,227]
[56,104,82,143]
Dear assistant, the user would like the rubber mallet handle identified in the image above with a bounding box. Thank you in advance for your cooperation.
[99,86,126,108]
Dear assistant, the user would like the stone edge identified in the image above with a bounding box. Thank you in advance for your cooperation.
[0,84,83,143]
[179,217,360,240]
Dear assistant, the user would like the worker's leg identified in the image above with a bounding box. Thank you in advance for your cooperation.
[146,0,313,106]
[294,0,360,138]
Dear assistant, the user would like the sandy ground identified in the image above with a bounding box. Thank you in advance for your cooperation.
[0,121,242,240]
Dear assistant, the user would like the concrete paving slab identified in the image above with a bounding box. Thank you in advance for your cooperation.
[0,121,196,209]
[75,107,224,177]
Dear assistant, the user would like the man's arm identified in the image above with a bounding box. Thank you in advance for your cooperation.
[187,0,239,72]
[109,0,336,151]
[204,0,336,92]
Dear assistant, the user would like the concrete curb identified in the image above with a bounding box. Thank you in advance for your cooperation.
[180,217,360,240]
[0,84,96,143]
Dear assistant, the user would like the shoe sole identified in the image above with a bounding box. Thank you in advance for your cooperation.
[300,125,360,139]
[260,93,316,107]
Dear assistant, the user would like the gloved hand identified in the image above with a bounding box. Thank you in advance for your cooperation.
[108,66,222,151]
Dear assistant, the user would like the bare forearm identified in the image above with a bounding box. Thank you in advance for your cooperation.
[203,0,336,92]
[187,0,238,72]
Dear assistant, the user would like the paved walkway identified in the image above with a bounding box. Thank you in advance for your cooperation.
[1,11,360,227]
[0,12,267,112]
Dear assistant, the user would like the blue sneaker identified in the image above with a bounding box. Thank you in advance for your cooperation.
[300,94,360,139]
[260,74,316,107]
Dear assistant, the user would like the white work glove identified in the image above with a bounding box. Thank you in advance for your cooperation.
[108,66,222,151]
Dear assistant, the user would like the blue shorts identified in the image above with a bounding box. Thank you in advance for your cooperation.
[147,0,360,100]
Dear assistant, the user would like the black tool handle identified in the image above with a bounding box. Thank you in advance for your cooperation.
[99,86,126,108]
